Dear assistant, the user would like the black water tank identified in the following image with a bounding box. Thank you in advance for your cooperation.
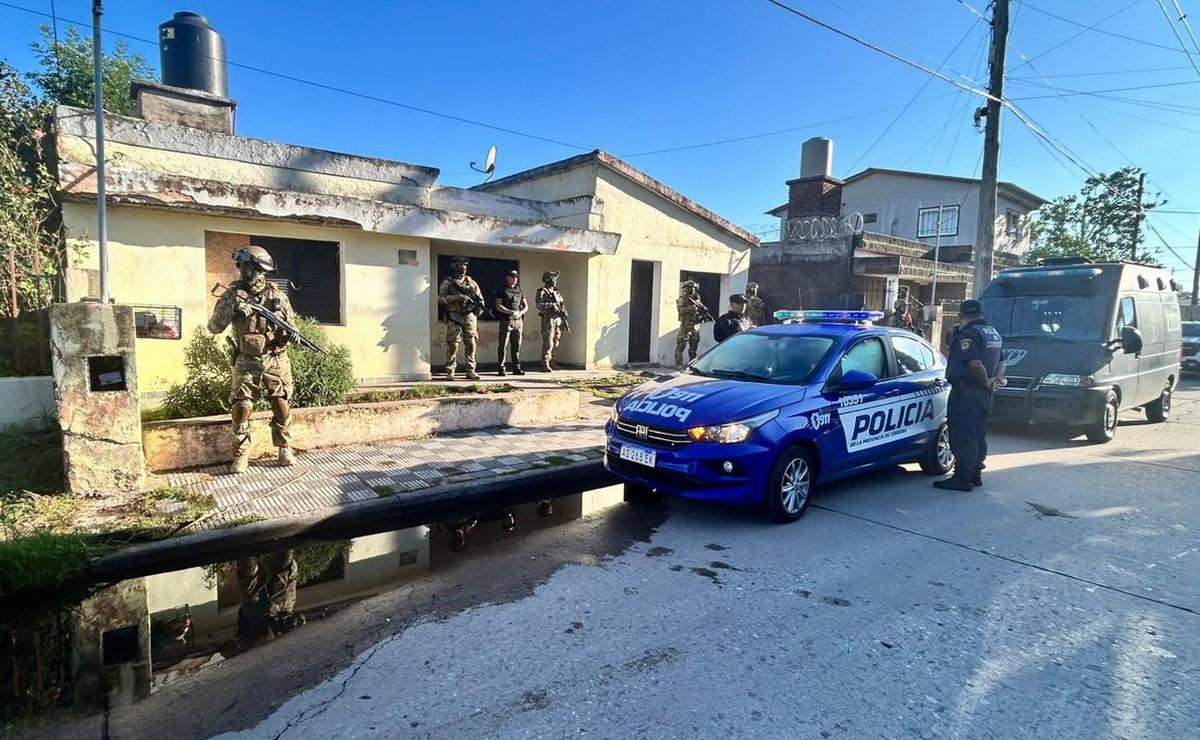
[159,11,228,97]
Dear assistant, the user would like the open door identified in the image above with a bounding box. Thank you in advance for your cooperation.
[628,260,654,363]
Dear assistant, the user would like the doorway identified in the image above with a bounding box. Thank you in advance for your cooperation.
[628,260,655,363]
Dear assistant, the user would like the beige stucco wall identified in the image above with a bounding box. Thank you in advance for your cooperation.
[427,243,590,369]
[588,170,751,367]
[62,203,432,394]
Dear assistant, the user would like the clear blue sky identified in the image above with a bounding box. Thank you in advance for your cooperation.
[2,0,1198,275]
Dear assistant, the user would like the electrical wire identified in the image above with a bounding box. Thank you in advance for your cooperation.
[1007,0,1142,74]
[1008,65,1196,80]
[1171,0,1200,55]
[1008,78,1200,101]
[1156,0,1200,80]
[0,0,592,151]
[1022,1,1200,57]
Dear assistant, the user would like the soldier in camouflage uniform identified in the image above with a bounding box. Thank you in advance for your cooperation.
[235,548,302,644]
[493,269,527,377]
[744,281,766,327]
[438,257,484,380]
[536,270,566,372]
[208,245,296,475]
[675,279,712,367]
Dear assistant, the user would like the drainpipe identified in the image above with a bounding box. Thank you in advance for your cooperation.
[92,0,109,304]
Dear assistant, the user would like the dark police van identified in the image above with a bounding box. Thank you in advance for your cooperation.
[981,259,1181,443]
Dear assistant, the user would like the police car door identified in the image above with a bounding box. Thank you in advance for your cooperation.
[887,333,948,456]
[822,335,906,475]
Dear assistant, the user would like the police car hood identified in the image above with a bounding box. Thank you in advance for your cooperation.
[998,336,1116,379]
[617,373,807,428]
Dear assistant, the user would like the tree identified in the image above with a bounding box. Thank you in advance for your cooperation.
[1027,167,1165,266]
[27,25,153,115]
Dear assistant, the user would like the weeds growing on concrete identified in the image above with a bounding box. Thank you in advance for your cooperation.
[351,383,518,403]
[553,372,649,399]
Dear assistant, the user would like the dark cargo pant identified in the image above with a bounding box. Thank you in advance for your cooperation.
[947,384,992,483]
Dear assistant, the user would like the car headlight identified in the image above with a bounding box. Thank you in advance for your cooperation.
[610,404,620,423]
[687,410,778,444]
[1041,373,1094,387]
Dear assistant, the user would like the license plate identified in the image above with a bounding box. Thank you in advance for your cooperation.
[619,444,656,468]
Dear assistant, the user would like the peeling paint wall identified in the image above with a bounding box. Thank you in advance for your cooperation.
[62,203,432,392]
[589,170,751,367]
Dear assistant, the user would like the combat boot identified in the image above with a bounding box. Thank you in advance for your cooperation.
[512,365,525,376]
[231,451,250,475]
[278,446,295,466]
[497,365,507,377]
[465,370,481,381]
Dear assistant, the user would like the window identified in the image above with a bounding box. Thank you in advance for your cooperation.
[1005,210,1022,239]
[1117,296,1138,331]
[250,236,342,324]
[680,270,721,315]
[917,205,959,238]
[891,335,935,375]
[838,337,889,380]
[689,333,835,384]
[862,212,878,224]
[436,255,518,322]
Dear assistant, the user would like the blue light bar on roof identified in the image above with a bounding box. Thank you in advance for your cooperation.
[773,310,886,323]
[996,267,1103,281]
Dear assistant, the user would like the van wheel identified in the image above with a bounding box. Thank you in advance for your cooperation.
[919,423,954,475]
[1145,385,1172,423]
[765,447,814,523]
[1086,391,1120,443]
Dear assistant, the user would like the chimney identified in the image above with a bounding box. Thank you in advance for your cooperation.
[786,137,843,218]
[129,12,235,134]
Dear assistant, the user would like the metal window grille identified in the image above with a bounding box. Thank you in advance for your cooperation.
[132,304,182,340]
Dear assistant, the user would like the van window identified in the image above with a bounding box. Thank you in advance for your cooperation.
[1116,296,1137,331]
[981,294,1109,341]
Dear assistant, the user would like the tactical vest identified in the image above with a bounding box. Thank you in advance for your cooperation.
[233,282,286,358]
[498,286,525,324]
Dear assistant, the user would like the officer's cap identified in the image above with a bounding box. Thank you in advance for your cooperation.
[960,299,983,316]
[507,270,520,278]
[729,294,747,305]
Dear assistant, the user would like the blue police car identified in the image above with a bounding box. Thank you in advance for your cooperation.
[604,310,953,522]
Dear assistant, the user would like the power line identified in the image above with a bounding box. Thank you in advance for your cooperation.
[0,0,592,151]
[1007,0,1142,74]
[1072,101,1200,135]
[1171,0,1200,56]
[847,20,982,173]
[1008,65,1196,80]
[1008,78,1200,101]
[1156,0,1200,80]
[761,0,1000,103]
[1022,1,1200,57]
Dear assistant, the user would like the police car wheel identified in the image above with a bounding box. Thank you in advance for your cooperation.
[623,482,660,505]
[1145,385,1171,423]
[919,423,954,476]
[1085,391,1120,444]
[765,447,814,523]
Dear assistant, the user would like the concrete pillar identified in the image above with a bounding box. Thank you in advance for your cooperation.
[70,579,152,711]
[49,302,144,495]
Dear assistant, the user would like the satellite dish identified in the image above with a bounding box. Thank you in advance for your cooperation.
[470,145,498,182]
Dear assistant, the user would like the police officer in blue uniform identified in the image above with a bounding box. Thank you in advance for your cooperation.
[935,299,1005,492]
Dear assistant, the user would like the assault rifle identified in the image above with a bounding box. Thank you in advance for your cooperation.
[211,283,326,354]
[556,303,571,334]
[694,299,715,324]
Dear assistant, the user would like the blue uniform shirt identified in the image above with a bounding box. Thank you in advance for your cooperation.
[946,318,1003,385]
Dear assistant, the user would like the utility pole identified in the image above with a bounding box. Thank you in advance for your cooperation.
[92,0,109,304]
[1130,171,1146,262]
[972,0,1009,298]
[1192,226,1198,306]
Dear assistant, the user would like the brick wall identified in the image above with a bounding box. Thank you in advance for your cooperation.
[204,231,249,312]
[786,176,843,218]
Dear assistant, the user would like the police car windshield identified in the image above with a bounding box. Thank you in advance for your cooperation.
[690,332,835,384]
[1184,322,1200,339]
[980,294,1108,342]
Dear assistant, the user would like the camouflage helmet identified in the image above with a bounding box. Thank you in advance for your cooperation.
[451,256,470,267]
[542,270,559,283]
[681,279,698,291]
[745,281,759,294]
[233,245,275,272]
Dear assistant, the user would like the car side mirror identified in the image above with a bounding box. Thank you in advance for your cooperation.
[840,369,878,391]
[1120,326,1143,355]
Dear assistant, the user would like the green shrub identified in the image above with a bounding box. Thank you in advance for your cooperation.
[155,318,355,420]
[288,317,355,408]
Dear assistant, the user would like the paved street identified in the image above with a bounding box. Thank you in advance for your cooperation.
[30,377,1199,739]
[216,377,1199,739]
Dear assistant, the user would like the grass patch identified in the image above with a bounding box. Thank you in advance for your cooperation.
[222,513,267,528]
[540,455,573,467]
[0,423,63,496]
[554,373,648,399]
[350,383,518,404]
[371,484,396,497]
[140,405,173,423]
